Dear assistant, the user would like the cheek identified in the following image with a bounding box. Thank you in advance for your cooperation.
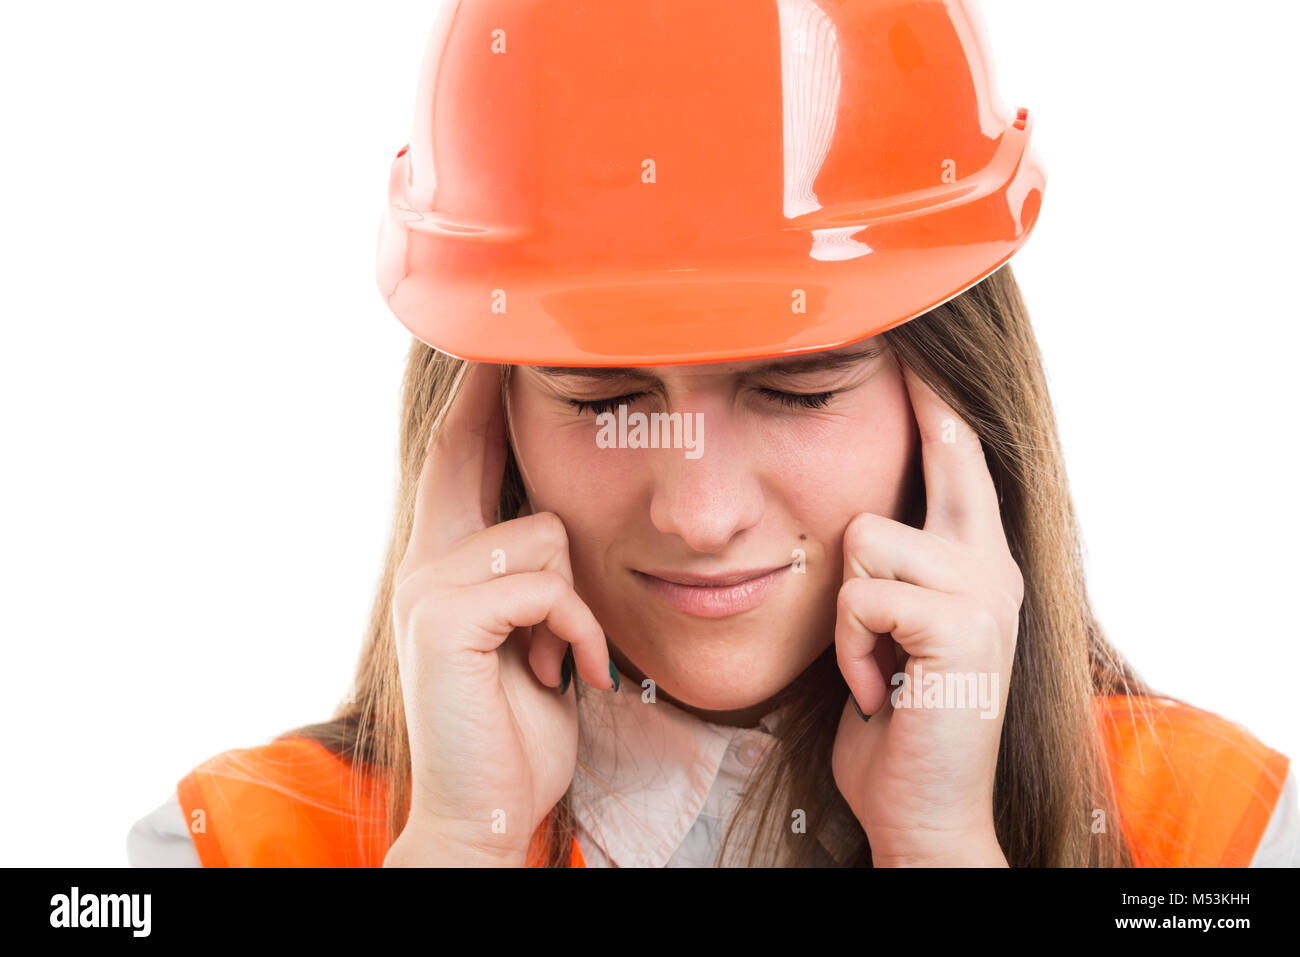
[767,375,917,525]
[507,388,640,538]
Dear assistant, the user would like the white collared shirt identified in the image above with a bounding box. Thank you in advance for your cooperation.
[567,669,859,867]
[128,667,1300,867]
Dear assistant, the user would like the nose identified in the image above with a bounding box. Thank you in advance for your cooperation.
[647,406,764,554]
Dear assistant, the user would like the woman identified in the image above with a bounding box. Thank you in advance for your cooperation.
[128,0,1295,867]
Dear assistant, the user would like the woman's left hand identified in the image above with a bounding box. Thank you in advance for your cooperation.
[831,358,1023,866]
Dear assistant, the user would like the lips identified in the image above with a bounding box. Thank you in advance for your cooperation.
[633,563,791,618]
[638,565,788,587]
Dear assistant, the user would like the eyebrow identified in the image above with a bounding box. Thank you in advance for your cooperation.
[531,346,881,381]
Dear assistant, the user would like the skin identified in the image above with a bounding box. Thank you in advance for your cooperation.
[504,337,917,726]
[385,338,1022,867]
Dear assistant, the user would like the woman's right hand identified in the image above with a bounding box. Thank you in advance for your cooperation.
[384,361,613,867]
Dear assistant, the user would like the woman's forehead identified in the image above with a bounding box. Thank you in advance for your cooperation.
[524,339,885,384]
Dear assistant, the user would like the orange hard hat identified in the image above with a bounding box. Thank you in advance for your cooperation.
[376,0,1045,367]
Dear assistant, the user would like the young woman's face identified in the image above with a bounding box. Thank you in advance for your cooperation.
[505,338,918,724]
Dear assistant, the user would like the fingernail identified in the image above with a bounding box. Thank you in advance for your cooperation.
[850,695,871,723]
[608,660,620,692]
[558,647,574,696]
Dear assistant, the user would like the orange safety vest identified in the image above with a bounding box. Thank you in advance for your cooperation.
[174,695,1289,867]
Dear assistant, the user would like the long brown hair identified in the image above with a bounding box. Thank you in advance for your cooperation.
[284,263,1155,866]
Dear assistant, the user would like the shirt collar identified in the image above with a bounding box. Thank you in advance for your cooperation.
[569,664,858,866]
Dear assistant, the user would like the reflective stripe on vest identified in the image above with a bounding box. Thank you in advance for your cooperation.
[174,695,1288,867]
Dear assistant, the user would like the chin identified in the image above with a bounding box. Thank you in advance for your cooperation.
[628,641,805,715]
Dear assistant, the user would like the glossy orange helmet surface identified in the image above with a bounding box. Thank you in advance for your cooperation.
[376,0,1045,367]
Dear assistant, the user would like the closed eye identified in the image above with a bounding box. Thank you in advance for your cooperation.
[755,388,835,410]
[566,389,836,415]
[566,392,648,416]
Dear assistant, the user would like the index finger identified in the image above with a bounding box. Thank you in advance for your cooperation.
[899,356,1003,546]
[406,360,508,560]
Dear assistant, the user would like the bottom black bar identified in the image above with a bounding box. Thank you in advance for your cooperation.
[9,865,1290,943]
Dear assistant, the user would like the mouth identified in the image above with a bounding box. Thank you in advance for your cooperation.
[633,563,791,618]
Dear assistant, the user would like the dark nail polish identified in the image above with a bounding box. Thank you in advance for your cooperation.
[558,647,574,696]
[608,660,620,692]
[850,695,871,723]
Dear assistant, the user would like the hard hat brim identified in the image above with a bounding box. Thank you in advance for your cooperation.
[377,124,1045,368]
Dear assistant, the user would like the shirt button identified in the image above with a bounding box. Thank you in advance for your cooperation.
[737,738,765,768]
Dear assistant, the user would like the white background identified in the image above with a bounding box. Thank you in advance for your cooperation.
[1,2,1296,866]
